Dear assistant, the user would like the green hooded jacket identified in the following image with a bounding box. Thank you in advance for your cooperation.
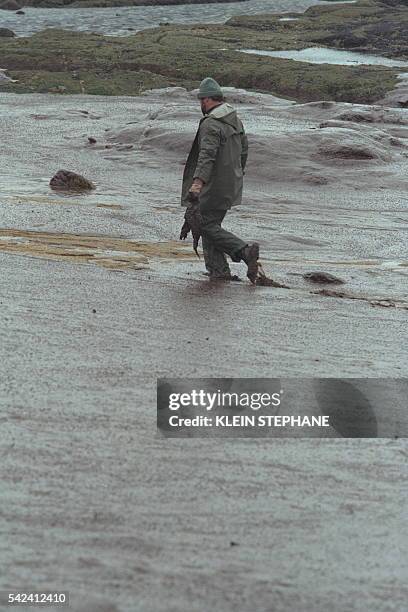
[181,103,248,211]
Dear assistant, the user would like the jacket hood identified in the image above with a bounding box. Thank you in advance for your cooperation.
[207,103,241,130]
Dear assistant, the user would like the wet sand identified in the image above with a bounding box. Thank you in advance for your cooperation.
[0,89,407,611]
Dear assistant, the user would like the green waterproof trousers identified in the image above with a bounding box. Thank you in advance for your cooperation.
[200,209,247,277]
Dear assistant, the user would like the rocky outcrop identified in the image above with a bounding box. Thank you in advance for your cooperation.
[50,169,95,191]
[228,1,408,60]
[316,128,392,161]
[334,111,376,123]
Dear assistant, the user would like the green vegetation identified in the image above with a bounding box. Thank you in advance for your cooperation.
[0,1,406,102]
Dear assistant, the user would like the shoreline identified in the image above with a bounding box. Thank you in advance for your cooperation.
[1,1,407,103]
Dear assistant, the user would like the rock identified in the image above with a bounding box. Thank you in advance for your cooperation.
[371,300,394,308]
[16,9,24,13]
[0,28,16,38]
[0,0,22,9]
[303,272,344,284]
[335,111,375,123]
[314,290,408,310]
[50,170,95,192]
[313,288,348,298]
[316,130,391,161]
[369,299,408,310]
[88,137,97,144]
[320,120,359,130]
[319,143,377,160]
[389,137,405,147]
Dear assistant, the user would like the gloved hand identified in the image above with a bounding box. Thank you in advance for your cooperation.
[188,178,204,203]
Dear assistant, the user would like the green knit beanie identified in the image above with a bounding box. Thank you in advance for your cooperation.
[197,77,223,99]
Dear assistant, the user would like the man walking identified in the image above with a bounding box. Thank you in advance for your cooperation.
[181,77,260,283]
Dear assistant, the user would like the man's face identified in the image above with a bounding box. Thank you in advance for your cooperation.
[200,98,209,115]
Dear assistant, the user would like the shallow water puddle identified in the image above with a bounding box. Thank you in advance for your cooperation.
[239,47,408,68]
[0,229,193,270]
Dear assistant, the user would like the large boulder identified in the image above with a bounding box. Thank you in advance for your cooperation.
[0,0,22,10]
[0,28,16,37]
[50,170,95,192]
